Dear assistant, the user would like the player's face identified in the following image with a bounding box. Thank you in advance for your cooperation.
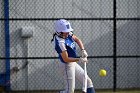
[62,32,69,38]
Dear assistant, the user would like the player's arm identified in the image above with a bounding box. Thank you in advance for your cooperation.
[61,51,79,62]
[72,35,88,57]
[58,41,79,62]
[72,35,85,50]
[61,51,87,63]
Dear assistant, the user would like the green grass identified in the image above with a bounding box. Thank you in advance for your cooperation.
[96,89,140,93]
[97,91,140,93]
[8,89,140,93]
[76,89,140,93]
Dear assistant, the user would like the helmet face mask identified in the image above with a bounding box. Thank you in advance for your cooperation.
[55,19,73,33]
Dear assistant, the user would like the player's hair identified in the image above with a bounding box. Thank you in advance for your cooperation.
[51,32,63,42]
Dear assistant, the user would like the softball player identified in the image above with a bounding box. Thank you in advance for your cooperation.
[51,19,95,93]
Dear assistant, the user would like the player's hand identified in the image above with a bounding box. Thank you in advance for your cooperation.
[81,49,88,58]
[79,57,88,63]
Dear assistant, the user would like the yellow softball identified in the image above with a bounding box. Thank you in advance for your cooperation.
[99,69,107,77]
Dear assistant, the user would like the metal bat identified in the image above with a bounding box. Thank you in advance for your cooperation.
[83,60,87,93]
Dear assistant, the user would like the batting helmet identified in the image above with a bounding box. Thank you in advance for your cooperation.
[54,19,73,33]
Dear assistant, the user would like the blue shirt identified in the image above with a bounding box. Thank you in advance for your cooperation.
[55,35,77,63]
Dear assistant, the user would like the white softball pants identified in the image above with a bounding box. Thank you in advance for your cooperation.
[58,62,93,93]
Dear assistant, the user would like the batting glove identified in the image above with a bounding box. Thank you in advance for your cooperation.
[81,49,88,58]
[79,57,88,63]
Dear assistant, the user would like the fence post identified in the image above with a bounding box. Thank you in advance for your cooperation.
[113,0,117,92]
[4,0,10,91]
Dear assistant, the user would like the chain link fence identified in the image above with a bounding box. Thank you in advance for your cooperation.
[0,0,140,92]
